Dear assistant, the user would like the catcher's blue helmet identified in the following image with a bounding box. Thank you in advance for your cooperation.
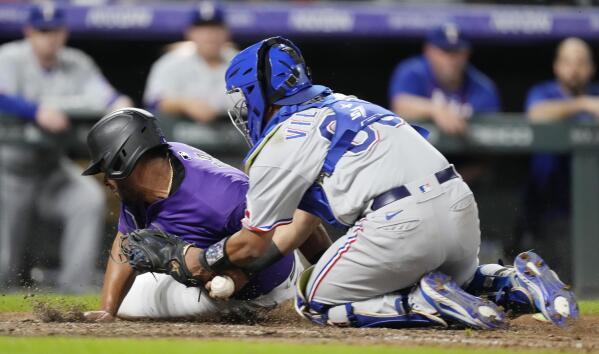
[225,37,327,145]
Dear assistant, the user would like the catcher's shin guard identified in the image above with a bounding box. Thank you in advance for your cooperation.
[295,267,446,328]
[295,266,328,325]
[513,251,579,327]
[323,300,447,329]
[419,271,508,330]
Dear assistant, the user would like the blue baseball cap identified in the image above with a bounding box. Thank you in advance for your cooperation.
[189,2,225,27]
[28,3,66,30]
[427,23,470,51]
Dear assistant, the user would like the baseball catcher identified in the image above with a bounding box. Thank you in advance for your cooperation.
[159,37,575,329]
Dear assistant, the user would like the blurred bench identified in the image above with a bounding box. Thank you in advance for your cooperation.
[1,112,598,297]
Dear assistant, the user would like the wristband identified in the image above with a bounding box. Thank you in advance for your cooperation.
[200,237,235,273]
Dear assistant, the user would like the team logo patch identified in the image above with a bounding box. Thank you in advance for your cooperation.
[205,239,226,267]
[418,183,433,194]
[169,260,181,276]
[178,151,192,160]
[194,151,226,168]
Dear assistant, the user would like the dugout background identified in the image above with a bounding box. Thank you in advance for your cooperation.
[72,36,588,263]
[0,30,593,285]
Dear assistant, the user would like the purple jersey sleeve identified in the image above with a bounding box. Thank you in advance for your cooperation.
[223,191,246,236]
[117,204,137,234]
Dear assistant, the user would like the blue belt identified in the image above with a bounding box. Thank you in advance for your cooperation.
[371,166,459,211]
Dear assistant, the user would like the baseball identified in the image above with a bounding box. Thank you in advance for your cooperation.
[210,275,235,299]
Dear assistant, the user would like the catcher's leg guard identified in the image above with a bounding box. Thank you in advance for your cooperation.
[419,271,508,330]
[294,267,446,328]
[513,251,579,327]
[324,297,447,329]
[295,266,328,325]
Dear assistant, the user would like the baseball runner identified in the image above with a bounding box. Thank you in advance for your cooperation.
[81,108,330,321]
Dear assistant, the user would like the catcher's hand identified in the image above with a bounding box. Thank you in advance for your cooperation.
[120,228,201,287]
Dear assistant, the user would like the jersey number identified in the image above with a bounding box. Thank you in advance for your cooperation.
[318,114,405,154]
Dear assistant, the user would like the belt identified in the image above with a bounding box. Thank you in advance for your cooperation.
[371,165,459,211]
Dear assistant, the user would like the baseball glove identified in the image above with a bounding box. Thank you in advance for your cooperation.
[120,228,201,287]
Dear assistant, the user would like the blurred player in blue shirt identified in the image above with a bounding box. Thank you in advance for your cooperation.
[525,37,599,212]
[527,38,599,123]
[515,37,599,280]
[389,23,500,135]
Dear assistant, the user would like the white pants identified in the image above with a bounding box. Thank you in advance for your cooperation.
[118,252,303,319]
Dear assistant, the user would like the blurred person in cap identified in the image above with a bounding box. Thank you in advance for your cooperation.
[389,22,500,135]
[143,2,236,123]
[512,37,599,279]
[0,3,131,293]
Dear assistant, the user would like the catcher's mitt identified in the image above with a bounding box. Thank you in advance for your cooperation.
[120,229,201,287]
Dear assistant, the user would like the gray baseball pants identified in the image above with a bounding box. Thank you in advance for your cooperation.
[306,170,481,307]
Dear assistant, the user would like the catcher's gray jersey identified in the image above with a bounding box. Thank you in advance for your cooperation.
[243,92,481,326]
[0,40,119,112]
[143,44,236,113]
[243,93,450,231]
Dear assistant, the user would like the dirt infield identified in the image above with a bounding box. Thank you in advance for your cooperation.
[0,302,598,352]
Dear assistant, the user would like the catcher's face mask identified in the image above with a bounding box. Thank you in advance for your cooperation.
[226,88,251,147]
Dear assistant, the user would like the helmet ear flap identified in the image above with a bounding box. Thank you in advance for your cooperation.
[258,38,308,105]
[256,38,275,102]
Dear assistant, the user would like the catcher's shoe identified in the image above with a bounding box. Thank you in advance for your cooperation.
[420,271,508,330]
[513,251,579,327]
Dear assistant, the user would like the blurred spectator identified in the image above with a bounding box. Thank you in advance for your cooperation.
[0,3,131,293]
[143,2,236,124]
[389,22,500,135]
[512,37,599,279]
[527,38,599,122]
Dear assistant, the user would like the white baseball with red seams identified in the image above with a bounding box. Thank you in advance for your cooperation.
[210,275,235,299]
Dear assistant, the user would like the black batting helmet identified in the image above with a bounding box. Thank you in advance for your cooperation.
[82,108,168,180]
